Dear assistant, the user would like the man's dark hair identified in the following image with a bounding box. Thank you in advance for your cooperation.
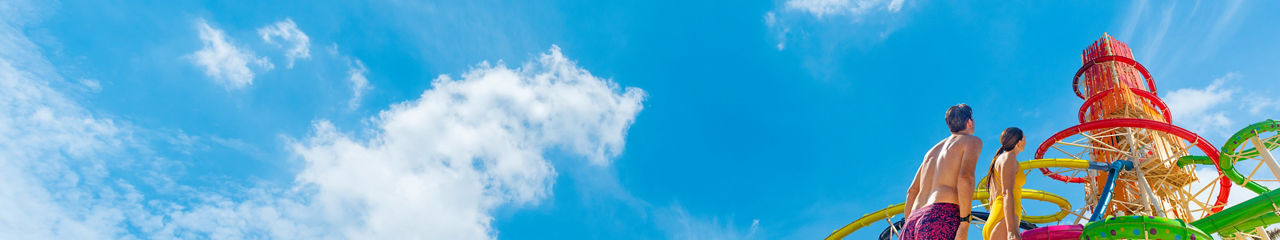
[945,104,972,133]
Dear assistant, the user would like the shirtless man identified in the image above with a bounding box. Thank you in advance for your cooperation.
[900,104,983,240]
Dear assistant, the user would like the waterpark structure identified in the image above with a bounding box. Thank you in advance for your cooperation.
[826,34,1280,239]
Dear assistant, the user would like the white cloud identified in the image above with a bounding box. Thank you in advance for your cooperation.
[784,0,904,18]
[1165,73,1236,135]
[189,18,273,89]
[258,18,311,68]
[345,58,370,109]
[286,45,645,238]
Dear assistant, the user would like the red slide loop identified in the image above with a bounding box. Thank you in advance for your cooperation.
[1077,88,1172,123]
[1033,118,1231,212]
[1072,55,1156,99]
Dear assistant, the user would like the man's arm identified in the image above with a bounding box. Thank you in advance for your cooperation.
[954,138,982,240]
[1000,158,1022,240]
[904,162,926,219]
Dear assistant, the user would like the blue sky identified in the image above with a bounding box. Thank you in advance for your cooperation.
[3,0,1280,239]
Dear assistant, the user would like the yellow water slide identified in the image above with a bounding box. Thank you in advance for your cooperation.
[825,159,1087,240]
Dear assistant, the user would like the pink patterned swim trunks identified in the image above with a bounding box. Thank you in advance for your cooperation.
[900,203,961,240]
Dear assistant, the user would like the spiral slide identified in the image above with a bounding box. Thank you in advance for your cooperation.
[824,159,1082,240]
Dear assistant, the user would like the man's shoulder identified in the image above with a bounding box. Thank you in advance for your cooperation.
[943,134,982,147]
[955,135,982,146]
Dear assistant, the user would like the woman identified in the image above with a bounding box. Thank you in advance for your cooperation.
[983,127,1025,240]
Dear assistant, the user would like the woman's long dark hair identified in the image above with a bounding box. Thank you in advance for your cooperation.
[984,127,1024,190]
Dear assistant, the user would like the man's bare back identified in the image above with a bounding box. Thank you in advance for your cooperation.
[907,135,981,212]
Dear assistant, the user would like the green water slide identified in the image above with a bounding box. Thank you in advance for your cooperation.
[1191,188,1280,236]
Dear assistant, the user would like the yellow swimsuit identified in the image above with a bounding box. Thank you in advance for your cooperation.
[983,166,1025,239]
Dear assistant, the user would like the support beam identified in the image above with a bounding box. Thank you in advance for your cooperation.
[1134,168,1166,217]
[1250,135,1280,181]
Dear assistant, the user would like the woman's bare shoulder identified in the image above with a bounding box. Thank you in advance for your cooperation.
[995,153,1020,168]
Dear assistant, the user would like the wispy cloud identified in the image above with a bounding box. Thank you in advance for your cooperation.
[763,12,789,50]
[77,78,102,92]
[189,18,273,89]
[0,7,131,238]
[657,205,762,240]
[1243,95,1280,116]
[763,0,912,84]
[1117,0,1148,39]
[765,0,909,51]
[258,18,311,68]
[888,0,904,12]
[1117,0,1180,62]
[1113,0,1248,75]
[1203,0,1244,49]
[345,58,370,109]
[1,9,312,239]
[784,0,904,18]
[1139,3,1175,61]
